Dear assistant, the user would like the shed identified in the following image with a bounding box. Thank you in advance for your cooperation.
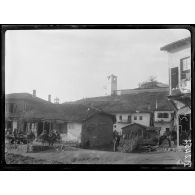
[122,123,147,139]
[120,123,160,152]
[119,123,147,152]
[60,103,115,148]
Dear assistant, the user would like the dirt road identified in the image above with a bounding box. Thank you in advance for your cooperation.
[5,147,186,164]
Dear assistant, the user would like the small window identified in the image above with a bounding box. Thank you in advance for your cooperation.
[139,116,143,120]
[181,57,190,71]
[5,103,9,113]
[134,116,137,120]
[8,103,17,113]
[170,67,179,89]
[180,57,191,80]
[119,115,122,121]
[157,113,169,118]
[164,113,169,118]
[128,115,131,123]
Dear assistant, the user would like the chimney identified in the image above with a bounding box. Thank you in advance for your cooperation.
[48,95,51,102]
[33,90,36,97]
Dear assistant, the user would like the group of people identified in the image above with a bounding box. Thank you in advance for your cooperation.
[5,127,61,145]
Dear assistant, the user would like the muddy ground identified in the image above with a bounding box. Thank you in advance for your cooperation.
[4,146,186,165]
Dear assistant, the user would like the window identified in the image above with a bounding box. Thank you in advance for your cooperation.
[24,103,32,111]
[128,115,131,123]
[139,116,143,120]
[7,103,17,113]
[5,103,9,113]
[181,57,190,71]
[119,115,122,121]
[170,67,178,89]
[134,116,137,120]
[180,57,190,80]
[166,128,170,132]
[157,113,169,118]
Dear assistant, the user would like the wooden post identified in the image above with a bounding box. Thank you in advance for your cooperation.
[43,121,45,132]
[49,121,52,133]
[176,114,179,148]
[35,122,38,138]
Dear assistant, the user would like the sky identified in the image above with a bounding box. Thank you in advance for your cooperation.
[5,29,190,102]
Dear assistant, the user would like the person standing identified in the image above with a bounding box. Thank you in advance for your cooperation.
[113,130,120,152]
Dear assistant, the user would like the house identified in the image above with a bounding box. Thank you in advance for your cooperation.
[153,110,174,136]
[60,103,115,148]
[113,112,151,135]
[5,91,67,138]
[161,36,191,147]
[5,92,115,148]
[77,89,175,135]
[131,112,151,127]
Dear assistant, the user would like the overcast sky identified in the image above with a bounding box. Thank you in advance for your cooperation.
[5,29,190,102]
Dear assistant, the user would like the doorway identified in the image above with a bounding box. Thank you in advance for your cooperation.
[179,114,191,145]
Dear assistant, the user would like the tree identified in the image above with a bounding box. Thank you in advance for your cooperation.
[138,76,158,89]
[148,75,157,83]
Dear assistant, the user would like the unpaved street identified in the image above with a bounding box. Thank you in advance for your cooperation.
[5,147,186,164]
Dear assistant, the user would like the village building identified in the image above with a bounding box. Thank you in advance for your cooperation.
[59,103,115,147]
[5,91,67,138]
[78,85,175,136]
[153,110,174,136]
[113,112,131,134]
[79,74,175,136]
[5,92,115,148]
[161,36,191,147]
[113,111,151,135]
[131,112,151,127]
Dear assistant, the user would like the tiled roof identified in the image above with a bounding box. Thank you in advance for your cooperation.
[5,93,50,103]
[5,93,114,122]
[59,103,114,122]
[122,123,148,130]
[76,91,175,113]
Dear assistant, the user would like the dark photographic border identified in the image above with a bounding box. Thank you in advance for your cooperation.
[1,24,194,171]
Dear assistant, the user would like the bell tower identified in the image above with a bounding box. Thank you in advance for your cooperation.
[107,74,117,95]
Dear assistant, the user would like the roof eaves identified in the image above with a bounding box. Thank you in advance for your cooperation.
[160,37,191,52]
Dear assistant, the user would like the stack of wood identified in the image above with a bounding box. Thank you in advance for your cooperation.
[137,145,159,152]
[118,136,143,153]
